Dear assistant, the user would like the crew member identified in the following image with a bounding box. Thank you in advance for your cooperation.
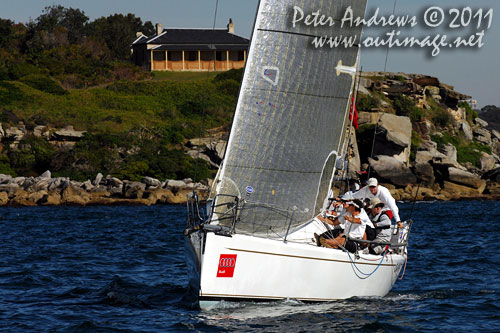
[353,177,401,223]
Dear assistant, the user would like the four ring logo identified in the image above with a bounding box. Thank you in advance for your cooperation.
[216,254,237,278]
[219,257,236,268]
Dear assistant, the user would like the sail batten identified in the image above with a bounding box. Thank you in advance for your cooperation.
[215,0,367,235]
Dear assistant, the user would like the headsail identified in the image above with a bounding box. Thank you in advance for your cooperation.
[214,0,367,236]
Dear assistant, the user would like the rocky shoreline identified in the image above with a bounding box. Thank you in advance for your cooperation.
[0,171,210,207]
[0,169,498,207]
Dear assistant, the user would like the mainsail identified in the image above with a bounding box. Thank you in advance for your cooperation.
[214,0,367,235]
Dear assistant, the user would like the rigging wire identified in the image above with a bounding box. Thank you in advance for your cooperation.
[383,0,398,72]
[194,0,219,185]
[212,0,219,29]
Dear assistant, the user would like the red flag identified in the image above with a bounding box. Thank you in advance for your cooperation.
[349,95,359,130]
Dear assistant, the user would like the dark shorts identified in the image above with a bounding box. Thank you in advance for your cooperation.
[365,225,376,241]
[319,228,343,240]
[344,239,358,253]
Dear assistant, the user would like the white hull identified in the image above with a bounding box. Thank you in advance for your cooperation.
[188,230,406,303]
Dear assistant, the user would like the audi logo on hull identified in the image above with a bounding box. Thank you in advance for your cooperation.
[219,258,236,268]
[217,254,237,278]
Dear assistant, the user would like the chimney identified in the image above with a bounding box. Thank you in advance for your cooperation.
[227,18,234,34]
[156,23,163,35]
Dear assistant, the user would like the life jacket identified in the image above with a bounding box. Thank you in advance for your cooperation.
[375,210,393,230]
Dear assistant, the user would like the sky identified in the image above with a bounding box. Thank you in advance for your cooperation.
[2,0,499,108]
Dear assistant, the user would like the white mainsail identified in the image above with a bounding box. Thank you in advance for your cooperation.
[214,0,367,236]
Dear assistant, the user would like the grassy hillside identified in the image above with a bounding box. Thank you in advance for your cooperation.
[0,69,243,181]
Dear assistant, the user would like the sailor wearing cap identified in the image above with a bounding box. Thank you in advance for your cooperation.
[352,177,401,223]
[368,197,392,254]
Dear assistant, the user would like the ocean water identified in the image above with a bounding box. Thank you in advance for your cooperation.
[0,201,499,332]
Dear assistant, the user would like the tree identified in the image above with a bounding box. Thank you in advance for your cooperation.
[25,5,89,51]
[87,13,154,59]
[0,18,14,48]
[36,5,88,42]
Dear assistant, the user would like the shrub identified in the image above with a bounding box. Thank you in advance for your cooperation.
[432,107,452,128]
[458,101,478,124]
[7,135,56,175]
[213,68,243,83]
[410,130,422,162]
[431,133,491,166]
[0,154,15,176]
[356,93,379,111]
[456,143,491,166]
[392,95,422,122]
[20,74,67,95]
[430,133,460,148]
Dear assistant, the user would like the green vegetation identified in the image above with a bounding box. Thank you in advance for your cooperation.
[458,101,478,124]
[19,74,67,95]
[152,71,219,82]
[392,95,423,122]
[0,6,153,89]
[430,133,491,166]
[356,93,379,111]
[0,6,246,181]
[410,130,422,162]
[0,70,241,181]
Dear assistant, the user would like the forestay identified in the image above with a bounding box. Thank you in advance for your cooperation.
[214,0,367,236]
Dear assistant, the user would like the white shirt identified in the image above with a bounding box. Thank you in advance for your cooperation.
[345,209,372,239]
[352,185,401,222]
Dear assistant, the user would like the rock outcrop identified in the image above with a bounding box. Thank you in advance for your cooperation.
[0,171,210,207]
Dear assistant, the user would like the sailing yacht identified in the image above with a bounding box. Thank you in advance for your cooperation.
[185,0,411,305]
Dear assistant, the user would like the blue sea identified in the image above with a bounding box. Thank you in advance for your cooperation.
[0,201,499,332]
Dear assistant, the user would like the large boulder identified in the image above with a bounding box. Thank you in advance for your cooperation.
[93,173,103,186]
[413,162,435,185]
[0,174,12,184]
[61,185,89,205]
[447,167,486,190]
[482,167,500,182]
[415,150,436,164]
[358,111,383,126]
[439,84,470,108]
[479,153,496,172]
[165,179,187,189]
[438,144,457,165]
[373,113,412,164]
[33,125,49,138]
[458,121,473,141]
[0,191,9,205]
[142,176,162,189]
[40,170,51,179]
[48,177,70,191]
[123,181,146,199]
[368,155,417,187]
[475,118,488,128]
[442,181,484,198]
[5,126,25,141]
[412,75,440,87]
[53,126,86,141]
[473,128,492,145]
[39,192,62,206]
